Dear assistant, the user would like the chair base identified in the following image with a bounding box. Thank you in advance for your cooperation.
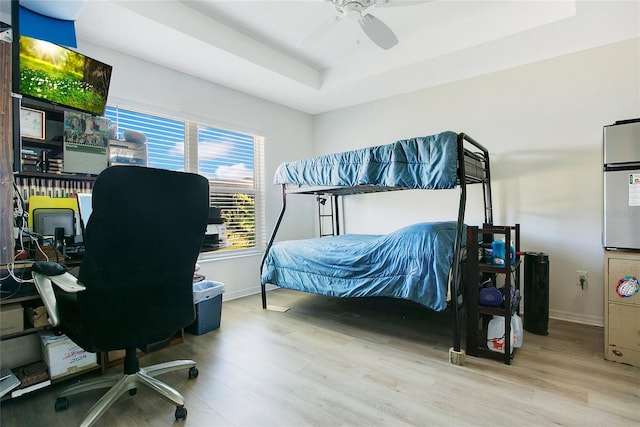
[56,359,197,427]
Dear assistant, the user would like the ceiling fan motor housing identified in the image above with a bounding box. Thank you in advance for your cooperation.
[333,0,375,17]
[302,0,400,50]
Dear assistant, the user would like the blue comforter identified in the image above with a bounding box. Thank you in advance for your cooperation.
[261,221,463,311]
[273,131,458,189]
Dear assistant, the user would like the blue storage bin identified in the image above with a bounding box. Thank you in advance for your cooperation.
[186,281,225,335]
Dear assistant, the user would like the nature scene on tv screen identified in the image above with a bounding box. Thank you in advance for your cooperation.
[19,36,112,116]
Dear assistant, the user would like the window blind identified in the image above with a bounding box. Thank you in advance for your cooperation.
[105,106,265,253]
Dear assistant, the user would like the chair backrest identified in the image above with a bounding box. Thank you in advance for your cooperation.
[75,166,209,351]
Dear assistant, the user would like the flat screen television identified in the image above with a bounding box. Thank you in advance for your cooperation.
[19,35,112,116]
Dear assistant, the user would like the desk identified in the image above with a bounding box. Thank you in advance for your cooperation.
[0,262,96,400]
[0,230,223,386]
[1,260,187,400]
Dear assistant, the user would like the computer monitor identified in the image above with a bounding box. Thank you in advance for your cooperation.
[32,208,75,238]
[76,193,93,239]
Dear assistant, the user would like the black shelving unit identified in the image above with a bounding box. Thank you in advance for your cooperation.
[0,262,101,401]
[465,224,521,365]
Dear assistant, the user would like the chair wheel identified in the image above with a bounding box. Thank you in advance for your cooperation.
[175,405,188,421]
[129,388,137,396]
[55,397,70,412]
[188,366,199,379]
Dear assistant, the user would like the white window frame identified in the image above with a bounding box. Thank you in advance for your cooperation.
[105,105,265,258]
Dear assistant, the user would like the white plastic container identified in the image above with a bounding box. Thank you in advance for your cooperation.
[108,139,148,166]
[487,314,523,354]
[512,314,523,348]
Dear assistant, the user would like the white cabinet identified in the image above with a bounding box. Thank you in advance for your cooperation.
[604,251,640,367]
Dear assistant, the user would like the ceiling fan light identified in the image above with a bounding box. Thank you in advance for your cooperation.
[342,1,365,18]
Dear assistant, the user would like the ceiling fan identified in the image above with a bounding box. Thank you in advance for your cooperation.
[298,0,424,50]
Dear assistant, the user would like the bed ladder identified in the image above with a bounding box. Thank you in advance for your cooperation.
[317,195,340,237]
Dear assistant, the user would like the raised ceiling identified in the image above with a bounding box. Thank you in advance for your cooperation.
[73,1,639,114]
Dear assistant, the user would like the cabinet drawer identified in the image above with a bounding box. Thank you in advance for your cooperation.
[607,257,640,306]
[608,303,640,350]
[605,345,640,367]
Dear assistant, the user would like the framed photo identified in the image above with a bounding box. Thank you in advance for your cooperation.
[20,107,45,140]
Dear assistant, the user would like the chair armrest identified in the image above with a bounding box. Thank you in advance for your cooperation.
[46,272,86,293]
[31,262,85,327]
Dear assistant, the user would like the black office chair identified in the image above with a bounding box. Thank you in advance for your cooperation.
[31,166,209,426]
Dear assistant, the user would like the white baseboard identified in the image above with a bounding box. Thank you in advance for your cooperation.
[222,284,276,302]
[223,289,606,329]
[549,309,603,327]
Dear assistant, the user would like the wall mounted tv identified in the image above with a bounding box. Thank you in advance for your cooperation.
[19,35,112,116]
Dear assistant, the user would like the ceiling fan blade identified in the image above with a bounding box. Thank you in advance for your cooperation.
[296,15,343,48]
[359,13,398,50]
[374,0,431,7]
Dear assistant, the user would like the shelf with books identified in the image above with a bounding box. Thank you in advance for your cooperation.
[0,274,101,402]
[15,99,106,179]
[1,360,100,401]
[13,175,94,205]
[9,379,51,399]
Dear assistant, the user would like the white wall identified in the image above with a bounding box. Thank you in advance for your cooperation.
[77,41,316,301]
[312,38,640,326]
[79,37,639,325]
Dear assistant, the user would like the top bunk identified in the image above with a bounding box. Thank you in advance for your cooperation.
[273,131,489,196]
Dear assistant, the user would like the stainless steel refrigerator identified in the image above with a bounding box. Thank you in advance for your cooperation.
[603,119,640,250]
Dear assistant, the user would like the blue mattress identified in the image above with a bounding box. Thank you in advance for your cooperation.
[260,221,463,311]
[273,131,458,189]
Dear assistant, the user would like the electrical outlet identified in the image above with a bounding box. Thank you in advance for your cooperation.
[577,270,588,289]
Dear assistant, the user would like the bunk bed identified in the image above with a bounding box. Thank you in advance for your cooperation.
[260,131,493,364]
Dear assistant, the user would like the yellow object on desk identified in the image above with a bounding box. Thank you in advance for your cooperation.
[27,196,79,227]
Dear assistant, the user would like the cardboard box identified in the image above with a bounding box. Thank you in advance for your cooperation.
[1,303,24,336]
[40,332,97,379]
[27,306,49,328]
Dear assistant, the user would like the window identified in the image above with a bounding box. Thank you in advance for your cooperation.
[105,106,265,254]
[105,107,185,171]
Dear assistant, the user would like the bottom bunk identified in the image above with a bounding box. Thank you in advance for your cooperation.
[260,221,464,313]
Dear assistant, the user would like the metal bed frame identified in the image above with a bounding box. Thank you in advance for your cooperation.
[260,133,493,363]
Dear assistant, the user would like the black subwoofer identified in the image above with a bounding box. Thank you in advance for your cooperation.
[524,252,549,335]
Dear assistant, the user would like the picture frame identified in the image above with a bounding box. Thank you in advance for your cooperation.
[20,107,45,140]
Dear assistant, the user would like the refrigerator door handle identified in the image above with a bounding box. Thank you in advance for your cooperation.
[605,163,640,172]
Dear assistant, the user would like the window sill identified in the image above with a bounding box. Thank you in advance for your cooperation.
[197,247,264,262]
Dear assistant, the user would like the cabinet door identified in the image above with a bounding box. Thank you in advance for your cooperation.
[607,257,640,307]
[608,303,640,351]
[607,303,640,367]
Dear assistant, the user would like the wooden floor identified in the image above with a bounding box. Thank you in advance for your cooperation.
[1,289,638,426]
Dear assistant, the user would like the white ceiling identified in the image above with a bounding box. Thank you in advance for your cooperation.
[72,0,639,115]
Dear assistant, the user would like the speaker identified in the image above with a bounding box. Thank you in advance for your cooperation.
[524,252,549,335]
[54,227,65,254]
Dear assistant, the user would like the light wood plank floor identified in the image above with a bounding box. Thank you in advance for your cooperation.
[1,289,638,426]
